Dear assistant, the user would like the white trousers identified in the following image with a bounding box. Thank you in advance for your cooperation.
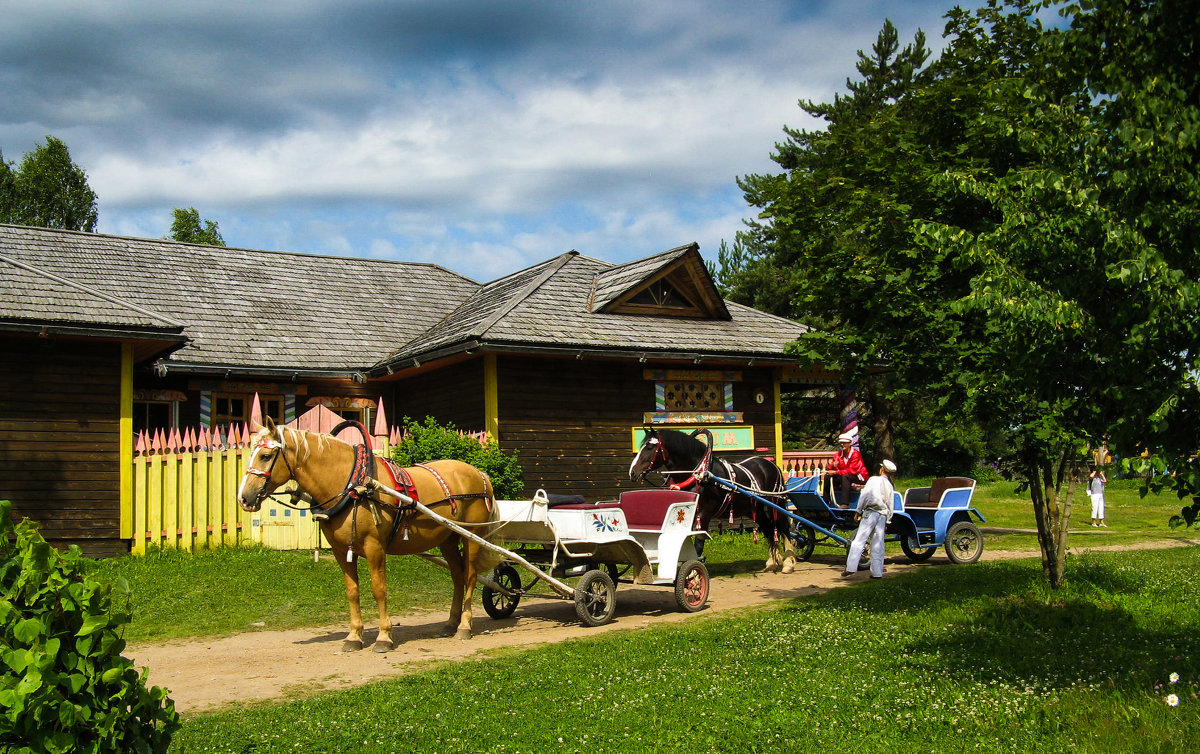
[1090,492,1105,519]
[846,509,887,577]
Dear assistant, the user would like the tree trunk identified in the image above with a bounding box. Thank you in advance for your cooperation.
[873,395,895,462]
[1025,452,1076,588]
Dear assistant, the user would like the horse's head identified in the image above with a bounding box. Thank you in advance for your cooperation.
[629,427,668,481]
[238,416,295,512]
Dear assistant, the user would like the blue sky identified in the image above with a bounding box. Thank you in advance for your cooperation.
[2,1,955,282]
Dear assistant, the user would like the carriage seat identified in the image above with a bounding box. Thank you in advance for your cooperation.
[543,493,589,507]
[618,489,699,530]
[904,477,976,508]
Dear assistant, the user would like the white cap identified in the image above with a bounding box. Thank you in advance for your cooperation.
[837,433,854,443]
[881,459,897,473]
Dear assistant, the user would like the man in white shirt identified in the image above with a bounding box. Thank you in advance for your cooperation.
[842,459,897,579]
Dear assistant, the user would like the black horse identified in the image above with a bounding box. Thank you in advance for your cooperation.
[629,427,794,573]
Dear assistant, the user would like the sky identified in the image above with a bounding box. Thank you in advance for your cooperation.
[1,1,956,283]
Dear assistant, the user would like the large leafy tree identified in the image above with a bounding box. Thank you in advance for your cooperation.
[168,207,226,246]
[726,0,1200,587]
[0,136,98,231]
[722,18,977,465]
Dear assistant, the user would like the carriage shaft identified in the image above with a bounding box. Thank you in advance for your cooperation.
[367,478,577,599]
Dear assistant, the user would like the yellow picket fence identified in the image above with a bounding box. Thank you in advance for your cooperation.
[127,405,446,554]
[130,423,331,553]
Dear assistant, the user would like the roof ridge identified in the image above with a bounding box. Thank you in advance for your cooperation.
[473,251,578,337]
[0,222,480,286]
[0,251,186,328]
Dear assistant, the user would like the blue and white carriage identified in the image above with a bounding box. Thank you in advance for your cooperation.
[707,472,986,565]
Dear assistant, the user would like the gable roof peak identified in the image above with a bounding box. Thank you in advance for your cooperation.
[589,243,729,320]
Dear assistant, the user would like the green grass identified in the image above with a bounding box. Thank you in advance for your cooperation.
[167,547,1200,753]
[88,546,458,643]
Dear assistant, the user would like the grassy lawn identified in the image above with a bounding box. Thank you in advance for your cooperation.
[164,546,1200,753]
[83,481,1200,752]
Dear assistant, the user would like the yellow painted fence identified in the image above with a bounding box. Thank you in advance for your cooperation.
[130,424,327,553]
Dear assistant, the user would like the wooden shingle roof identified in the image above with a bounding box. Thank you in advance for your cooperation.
[0,224,479,374]
[1,223,808,375]
[377,248,807,372]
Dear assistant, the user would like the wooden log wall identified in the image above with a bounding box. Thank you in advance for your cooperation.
[390,360,485,432]
[0,338,126,557]
[495,354,782,502]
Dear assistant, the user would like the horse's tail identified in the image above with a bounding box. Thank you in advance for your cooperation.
[472,470,505,575]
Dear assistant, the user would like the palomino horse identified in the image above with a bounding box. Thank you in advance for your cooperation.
[237,417,500,651]
[629,427,795,573]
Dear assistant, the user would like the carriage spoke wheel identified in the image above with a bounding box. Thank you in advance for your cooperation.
[574,569,617,627]
[791,524,817,561]
[673,559,709,612]
[482,563,522,619]
[944,521,983,564]
[900,534,938,562]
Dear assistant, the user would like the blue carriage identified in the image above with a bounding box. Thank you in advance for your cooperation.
[707,472,987,565]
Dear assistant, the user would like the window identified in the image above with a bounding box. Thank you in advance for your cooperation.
[213,394,246,425]
[262,396,285,423]
[628,279,692,309]
[133,401,174,436]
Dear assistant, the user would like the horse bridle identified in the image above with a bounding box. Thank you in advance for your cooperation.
[633,434,672,486]
[241,432,307,509]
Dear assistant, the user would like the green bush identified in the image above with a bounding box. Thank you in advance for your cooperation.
[0,500,179,753]
[391,416,524,499]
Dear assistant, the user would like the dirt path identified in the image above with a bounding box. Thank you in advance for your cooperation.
[126,538,1195,714]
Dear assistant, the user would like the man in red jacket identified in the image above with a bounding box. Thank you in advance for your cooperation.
[824,432,868,508]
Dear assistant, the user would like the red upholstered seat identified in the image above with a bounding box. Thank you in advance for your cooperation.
[618,489,699,529]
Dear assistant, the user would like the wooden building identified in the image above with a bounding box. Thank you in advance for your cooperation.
[1,223,816,555]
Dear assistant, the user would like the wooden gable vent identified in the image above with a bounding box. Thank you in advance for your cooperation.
[591,243,731,320]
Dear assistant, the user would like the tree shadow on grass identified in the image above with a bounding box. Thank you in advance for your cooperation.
[787,551,1200,695]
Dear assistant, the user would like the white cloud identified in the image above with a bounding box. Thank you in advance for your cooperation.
[3,0,955,280]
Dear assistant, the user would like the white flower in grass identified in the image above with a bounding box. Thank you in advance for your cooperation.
[1170,672,1180,684]
[1166,694,1180,707]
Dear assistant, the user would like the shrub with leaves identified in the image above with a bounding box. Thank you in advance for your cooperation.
[0,500,179,753]
[390,416,524,499]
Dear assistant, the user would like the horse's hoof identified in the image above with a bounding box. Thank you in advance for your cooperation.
[371,640,393,653]
[454,628,473,641]
[781,564,795,574]
[341,639,363,652]
[439,625,457,638]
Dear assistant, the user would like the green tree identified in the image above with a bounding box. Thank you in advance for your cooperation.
[722,18,960,465]
[0,151,16,224]
[2,136,98,231]
[729,0,1200,587]
[168,207,225,246]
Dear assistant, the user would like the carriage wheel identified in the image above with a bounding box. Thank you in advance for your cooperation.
[482,564,522,619]
[673,559,710,612]
[900,534,938,562]
[574,570,617,627]
[944,521,984,564]
[791,524,817,561]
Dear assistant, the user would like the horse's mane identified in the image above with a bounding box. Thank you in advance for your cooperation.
[253,424,346,467]
[655,428,708,465]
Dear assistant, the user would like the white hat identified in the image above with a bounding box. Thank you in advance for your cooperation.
[881,459,897,473]
[837,433,854,443]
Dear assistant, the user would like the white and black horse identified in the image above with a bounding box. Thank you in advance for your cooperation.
[629,427,795,573]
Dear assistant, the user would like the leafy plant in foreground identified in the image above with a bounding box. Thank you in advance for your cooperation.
[0,500,179,753]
